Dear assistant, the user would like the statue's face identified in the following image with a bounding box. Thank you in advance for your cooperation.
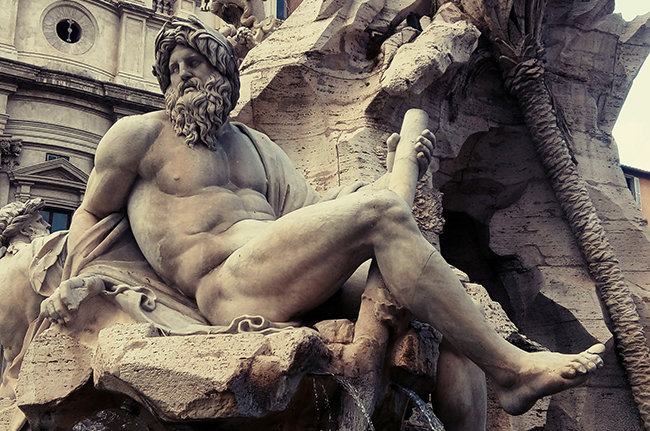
[168,45,220,91]
[25,213,51,239]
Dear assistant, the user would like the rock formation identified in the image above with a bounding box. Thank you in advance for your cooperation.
[0,0,648,430]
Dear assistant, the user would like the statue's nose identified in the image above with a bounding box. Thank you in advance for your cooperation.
[179,64,192,81]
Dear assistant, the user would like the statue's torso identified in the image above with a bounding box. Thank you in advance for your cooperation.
[127,119,276,296]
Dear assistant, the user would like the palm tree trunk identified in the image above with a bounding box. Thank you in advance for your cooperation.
[502,53,650,429]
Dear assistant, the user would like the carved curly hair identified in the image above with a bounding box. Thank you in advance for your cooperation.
[152,15,240,113]
[0,198,46,247]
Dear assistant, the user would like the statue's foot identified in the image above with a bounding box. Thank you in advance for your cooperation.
[495,343,605,415]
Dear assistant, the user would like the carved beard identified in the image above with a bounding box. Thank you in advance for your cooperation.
[165,74,233,150]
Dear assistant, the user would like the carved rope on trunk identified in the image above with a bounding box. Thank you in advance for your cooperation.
[499,38,650,429]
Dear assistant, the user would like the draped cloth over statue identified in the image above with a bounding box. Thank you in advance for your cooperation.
[233,122,321,216]
[62,211,299,335]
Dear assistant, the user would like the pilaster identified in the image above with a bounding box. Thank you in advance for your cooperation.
[0,172,9,207]
[0,83,17,135]
[0,0,19,59]
[12,181,32,202]
[116,7,149,83]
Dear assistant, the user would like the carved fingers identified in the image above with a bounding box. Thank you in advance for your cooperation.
[415,129,435,180]
[41,276,105,325]
[386,133,400,173]
[386,130,435,179]
[321,180,369,201]
[336,180,369,198]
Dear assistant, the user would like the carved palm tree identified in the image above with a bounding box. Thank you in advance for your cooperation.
[469,0,650,426]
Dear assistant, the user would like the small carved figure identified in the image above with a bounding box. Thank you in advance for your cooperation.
[44,15,604,420]
[0,198,57,397]
[0,198,49,254]
[0,199,107,401]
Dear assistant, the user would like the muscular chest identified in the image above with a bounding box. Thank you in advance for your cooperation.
[141,128,268,196]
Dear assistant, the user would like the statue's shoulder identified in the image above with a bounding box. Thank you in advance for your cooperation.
[231,121,258,138]
[97,111,167,166]
[116,110,167,139]
[0,241,33,275]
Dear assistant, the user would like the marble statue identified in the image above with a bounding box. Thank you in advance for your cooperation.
[32,15,605,422]
[1,8,627,428]
[0,198,54,382]
[200,0,281,59]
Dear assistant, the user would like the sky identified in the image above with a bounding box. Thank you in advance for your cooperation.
[612,1,650,171]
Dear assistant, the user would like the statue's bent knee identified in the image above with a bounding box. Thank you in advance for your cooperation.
[360,189,414,230]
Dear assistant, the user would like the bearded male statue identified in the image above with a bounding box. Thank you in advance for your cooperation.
[41,15,606,421]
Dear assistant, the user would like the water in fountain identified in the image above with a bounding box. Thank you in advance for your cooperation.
[396,385,445,431]
[332,375,376,431]
[311,377,333,431]
[317,379,333,428]
[312,377,322,420]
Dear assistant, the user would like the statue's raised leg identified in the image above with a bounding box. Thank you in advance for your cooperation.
[193,129,603,420]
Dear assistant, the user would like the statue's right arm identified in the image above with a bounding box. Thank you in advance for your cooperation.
[68,115,160,252]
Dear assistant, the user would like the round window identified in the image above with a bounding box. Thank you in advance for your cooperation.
[56,19,82,44]
[42,4,96,54]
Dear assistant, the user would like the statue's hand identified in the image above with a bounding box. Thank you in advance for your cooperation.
[415,129,435,179]
[41,276,105,325]
[386,129,435,180]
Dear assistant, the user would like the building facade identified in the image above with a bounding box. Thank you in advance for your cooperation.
[0,0,225,230]
[622,164,650,222]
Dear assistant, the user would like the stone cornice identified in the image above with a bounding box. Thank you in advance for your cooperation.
[117,1,155,19]
[91,0,122,14]
[0,57,164,113]
[73,0,173,25]
[0,82,18,94]
[115,0,176,23]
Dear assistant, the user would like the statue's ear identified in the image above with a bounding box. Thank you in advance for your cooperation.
[19,224,35,238]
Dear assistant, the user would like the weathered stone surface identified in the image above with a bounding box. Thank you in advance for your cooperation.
[313,318,355,343]
[368,0,429,33]
[11,328,124,431]
[0,398,17,431]
[389,323,440,389]
[93,324,331,421]
[0,1,647,430]
[17,329,92,409]
[381,3,480,96]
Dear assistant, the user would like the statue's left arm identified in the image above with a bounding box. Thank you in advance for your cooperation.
[41,276,105,325]
[322,130,435,200]
[236,123,433,211]
[373,130,435,190]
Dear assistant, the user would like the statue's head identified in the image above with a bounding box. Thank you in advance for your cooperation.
[0,198,49,247]
[153,16,240,150]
